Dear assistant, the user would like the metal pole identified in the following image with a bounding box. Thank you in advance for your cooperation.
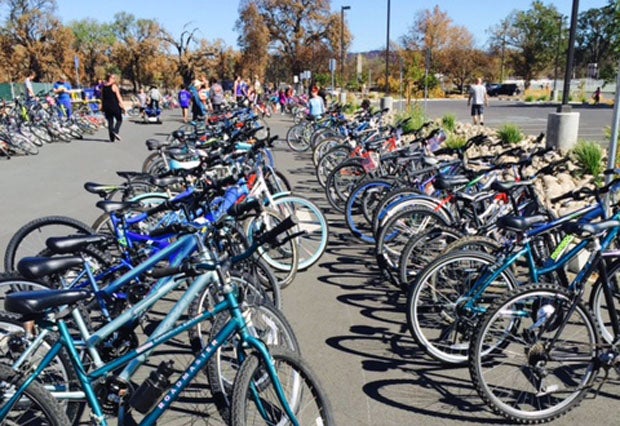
[553,16,562,102]
[340,6,350,89]
[560,0,579,111]
[424,48,429,114]
[605,60,620,189]
[385,0,390,95]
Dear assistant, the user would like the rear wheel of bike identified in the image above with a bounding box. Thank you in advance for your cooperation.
[324,159,366,213]
[12,134,39,155]
[0,363,70,426]
[406,250,517,364]
[345,179,393,243]
[469,284,600,424]
[4,216,94,272]
[231,348,334,426]
[315,145,352,188]
[286,123,310,152]
[0,311,86,424]
[589,260,620,344]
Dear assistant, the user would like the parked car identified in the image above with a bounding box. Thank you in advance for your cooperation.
[485,83,500,93]
[488,83,520,96]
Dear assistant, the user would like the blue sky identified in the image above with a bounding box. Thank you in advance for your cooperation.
[51,0,610,52]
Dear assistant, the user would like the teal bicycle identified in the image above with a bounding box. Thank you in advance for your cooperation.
[0,218,333,425]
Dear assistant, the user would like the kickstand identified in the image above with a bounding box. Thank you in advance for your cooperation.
[593,367,609,398]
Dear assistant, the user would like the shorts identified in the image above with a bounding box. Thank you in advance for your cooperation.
[471,104,484,116]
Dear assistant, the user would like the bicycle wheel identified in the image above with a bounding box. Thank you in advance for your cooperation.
[201,301,299,422]
[371,188,420,238]
[398,225,464,289]
[589,259,620,344]
[4,216,95,272]
[0,363,70,425]
[315,145,351,188]
[264,168,291,194]
[324,159,366,213]
[231,348,334,426]
[245,210,299,289]
[406,250,518,364]
[269,195,329,270]
[285,123,310,152]
[312,137,344,167]
[375,207,449,280]
[0,311,85,424]
[11,133,39,155]
[469,284,599,424]
[345,179,393,243]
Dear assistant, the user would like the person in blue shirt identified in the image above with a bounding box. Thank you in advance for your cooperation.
[53,74,73,118]
[178,87,192,123]
[308,86,325,118]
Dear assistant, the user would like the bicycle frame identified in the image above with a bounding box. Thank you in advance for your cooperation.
[0,273,299,426]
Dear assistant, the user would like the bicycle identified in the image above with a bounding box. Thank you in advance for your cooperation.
[0,218,332,425]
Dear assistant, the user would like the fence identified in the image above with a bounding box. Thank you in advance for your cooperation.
[0,82,55,101]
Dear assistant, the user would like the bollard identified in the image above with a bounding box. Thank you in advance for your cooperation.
[546,111,580,151]
[380,96,393,111]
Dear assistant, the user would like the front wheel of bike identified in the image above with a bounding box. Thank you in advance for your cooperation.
[231,348,334,426]
[469,284,600,424]
[0,363,71,426]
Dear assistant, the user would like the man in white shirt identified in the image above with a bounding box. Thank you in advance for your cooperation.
[467,78,489,125]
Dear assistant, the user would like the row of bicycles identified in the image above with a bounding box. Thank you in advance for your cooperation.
[0,95,105,158]
[288,107,620,423]
[0,107,333,424]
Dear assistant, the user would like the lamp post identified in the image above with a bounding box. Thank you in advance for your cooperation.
[340,5,350,88]
[385,0,390,95]
[560,0,579,111]
[552,16,562,102]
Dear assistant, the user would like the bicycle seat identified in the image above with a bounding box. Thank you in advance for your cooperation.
[496,215,548,232]
[84,182,116,198]
[145,138,168,151]
[434,175,470,191]
[96,200,140,213]
[563,220,620,238]
[116,171,152,181]
[5,288,92,317]
[491,180,534,193]
[17,256,84,280]
[46,234,108,255]
[149,176,185,188]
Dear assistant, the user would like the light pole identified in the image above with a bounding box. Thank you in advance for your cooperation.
[552,16,562,102]
[560,0,579,110]
[385,0,390,95]
[340,5,350,88]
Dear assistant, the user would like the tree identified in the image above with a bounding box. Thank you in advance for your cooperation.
[497,1,564,86]
[69,19,116,84]
[160,23,205,87]
[576,0,620,82]
[111,12,162,92]
[235,2,270,79]
[0,0,75,81]
[237,0,351,76]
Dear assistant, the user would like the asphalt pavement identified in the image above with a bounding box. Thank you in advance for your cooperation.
[0,106,618,425]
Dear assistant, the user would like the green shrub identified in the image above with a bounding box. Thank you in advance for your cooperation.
[497,124,523,144]
[394,104,427,134]
[572,140,604,177]
[536,94,549,102]
[444,133,467,149]
[441,114,456,132]
[525,95,535,102]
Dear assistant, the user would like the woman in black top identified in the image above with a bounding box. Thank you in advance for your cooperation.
[101,73,125,142]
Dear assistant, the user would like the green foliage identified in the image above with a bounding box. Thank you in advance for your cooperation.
[572,141,604,176]
[497,124,523,144]
[394,104,428,134]
[313,73,330,87]
[524,94,535,102]
[441,114,456,132]
[444,134,467,149]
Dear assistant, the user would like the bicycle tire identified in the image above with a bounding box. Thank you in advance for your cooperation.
[4,216,95,272]
[0,311,86,424]
[315,145,352,188]
[231,348,334,426]
[406,250,518,364]
[469,283,600,424]
[141,152,163,173]
[398,225,464,289]
[11,133,39,155]
[589,259,620,344]
[0,363,70,425]
[270,195,329,270]
[286,123,310,152]
[345,179,394,243]
[324,159,366,213]
[371,188,420,238]
[26,124,53,144]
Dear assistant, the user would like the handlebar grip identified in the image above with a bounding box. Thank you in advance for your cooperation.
[227,198,261,217]
[256,216,298,247]
[150,265,183,278]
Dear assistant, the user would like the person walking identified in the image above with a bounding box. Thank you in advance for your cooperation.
[592,87,601,105]
[101,73,124,142]
[148,86,162,110]
[24,71,36,101]
[53,74,73,118]
[178,86,191,122]
[467,77,488,126]
[137,88,147,119]
[308,86,325,119]
[209,77,225,113]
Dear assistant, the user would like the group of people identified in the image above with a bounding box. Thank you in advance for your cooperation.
[178,76,227,123]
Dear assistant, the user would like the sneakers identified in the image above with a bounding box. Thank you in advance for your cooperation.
[114,133,122,142]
